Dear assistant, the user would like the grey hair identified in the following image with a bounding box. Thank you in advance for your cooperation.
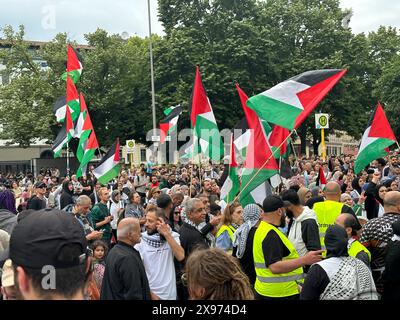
[185,198,202,216]
[117,222,136,239]
[75,195,91,206]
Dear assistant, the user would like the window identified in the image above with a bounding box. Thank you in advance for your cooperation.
[140,149,146,162]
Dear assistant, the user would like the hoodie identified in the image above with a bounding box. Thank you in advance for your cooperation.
[288,206,321,257]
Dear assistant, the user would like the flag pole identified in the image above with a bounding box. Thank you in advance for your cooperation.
[66,142,70,177]
[234,129,294,202]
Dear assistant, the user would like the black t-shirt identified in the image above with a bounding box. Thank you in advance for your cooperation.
[300,264,330,300]
[262,229,291,267]
[233,226,257,285]
[27,196,46,210]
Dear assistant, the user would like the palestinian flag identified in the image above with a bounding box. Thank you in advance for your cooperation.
[93,138,121,185]
[220,134,240,204]
[75,93,94,161]
[233,118,271,162]
[235,84,279,207]
[52,106,74,158]
[189,66,223,161]
[246,69,347,130]
[66,76,80,121]
[76,130,98,178]
[354,103,397,174]
[269,125,291,159]
[160,105,182,144]
[61,45,83,83]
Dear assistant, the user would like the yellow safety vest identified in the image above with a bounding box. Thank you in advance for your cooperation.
[313,200,345,255]
[216,224,236,241]
[348,238,371,262]
[253,221,304,298]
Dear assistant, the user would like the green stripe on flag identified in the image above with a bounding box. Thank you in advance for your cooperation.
[354,138,394,174]
[239,168,277,206]
[246,95,302,130]
[97,164,121,185]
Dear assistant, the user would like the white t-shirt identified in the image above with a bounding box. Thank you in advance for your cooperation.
[134,232,180,300]
[109,201,124,230]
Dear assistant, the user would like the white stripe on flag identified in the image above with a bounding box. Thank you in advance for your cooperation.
[93,156,117,178]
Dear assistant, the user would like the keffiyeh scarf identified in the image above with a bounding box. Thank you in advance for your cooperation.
[232,204,261,258]
[320,257,378,300]
[141,231,167,248]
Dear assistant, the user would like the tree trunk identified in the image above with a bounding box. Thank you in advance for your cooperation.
[312,129,320,156]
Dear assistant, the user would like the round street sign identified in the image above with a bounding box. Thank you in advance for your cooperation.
[315,113,329,129]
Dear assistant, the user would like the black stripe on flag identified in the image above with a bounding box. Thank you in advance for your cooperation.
[53,96,66,114]
[290,69,342,87]
[160,105,183,124]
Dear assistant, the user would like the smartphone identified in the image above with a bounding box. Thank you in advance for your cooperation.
[100,229,106,232]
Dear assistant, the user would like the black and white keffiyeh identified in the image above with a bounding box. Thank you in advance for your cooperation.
[141,231,166,248]
[233,204,262,258]
[182,211,215,247]
[320,257,378,300]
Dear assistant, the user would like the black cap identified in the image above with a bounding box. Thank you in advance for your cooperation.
[10,209,87,269]
[263,195,290,213]
[34,181,47,189]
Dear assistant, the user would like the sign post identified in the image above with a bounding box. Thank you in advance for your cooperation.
[126,140,135,169]
[315,114,329,161]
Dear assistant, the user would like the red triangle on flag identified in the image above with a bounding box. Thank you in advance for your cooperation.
[236,84,278,170]
[369,102,396,141]
[269,126,290,156]
[80,93,94,131]
[67,44,81,72]
[113,138,120,162]
[319,166,327,185]
[295,69,347,129]
[160,122,171,144]
[86,130,99,150]
[190,66,211,127]
[66,76,79,101]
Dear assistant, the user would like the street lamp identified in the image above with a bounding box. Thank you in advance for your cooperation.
[147,0,157,135]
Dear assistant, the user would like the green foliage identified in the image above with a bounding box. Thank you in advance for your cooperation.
[0,0,399,152]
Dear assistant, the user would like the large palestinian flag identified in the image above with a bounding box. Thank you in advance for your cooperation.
[160,105,182,144]
[246,69,347,130]
[354,103,397,174]
[61,44,83,84]
[235,84,279,207]
[220,134,240,204]
[189,66,223,161]
[93,139,121,185]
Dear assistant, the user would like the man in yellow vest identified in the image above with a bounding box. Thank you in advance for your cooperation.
[313,182,361,253]
[253,195,323,300]
[335,213,371,267]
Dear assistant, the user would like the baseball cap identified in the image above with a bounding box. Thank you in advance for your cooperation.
[281,189,301,206]
[34,181,47,189]
[263,195,290,213]
[10,209,88,269]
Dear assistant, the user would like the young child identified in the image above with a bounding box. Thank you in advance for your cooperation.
[91,240,108,292]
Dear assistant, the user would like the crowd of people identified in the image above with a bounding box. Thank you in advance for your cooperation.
[0,152,399,300]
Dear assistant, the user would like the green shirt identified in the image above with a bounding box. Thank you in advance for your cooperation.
[89,202,112,240]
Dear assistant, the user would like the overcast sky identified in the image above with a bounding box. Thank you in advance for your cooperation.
[0,0,399,43]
